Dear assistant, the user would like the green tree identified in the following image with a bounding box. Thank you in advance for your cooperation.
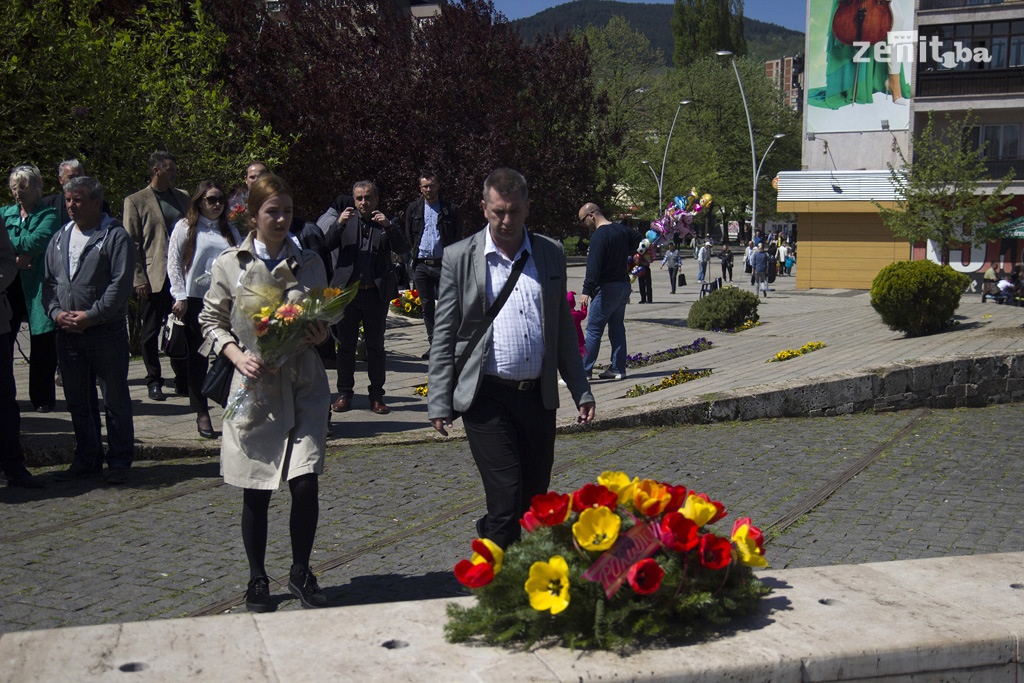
[672,0,746,68]
[0,0,290,206]
[636,56,799,238]
[876,111,1015,266]
[581,16,665,207]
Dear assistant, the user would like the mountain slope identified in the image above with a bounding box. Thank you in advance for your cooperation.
[511,0,804,66]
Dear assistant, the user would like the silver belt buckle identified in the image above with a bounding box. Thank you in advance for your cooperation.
[518,380,531,391]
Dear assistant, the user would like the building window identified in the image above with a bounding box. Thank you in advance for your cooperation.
[922,21,1024,71]
[969,124,1021,160]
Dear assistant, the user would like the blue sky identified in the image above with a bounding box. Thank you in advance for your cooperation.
[491,0,807,33]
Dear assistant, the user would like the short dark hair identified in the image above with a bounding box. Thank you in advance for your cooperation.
[352,180,377,197]
[63,176,104,201]
[482,168,527,202]
[418,172,438,184]
[148,151,177,171]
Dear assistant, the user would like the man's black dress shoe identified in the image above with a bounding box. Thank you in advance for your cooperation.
[148,385,166,402]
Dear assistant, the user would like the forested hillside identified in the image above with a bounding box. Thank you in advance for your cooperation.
[511,0,804,65]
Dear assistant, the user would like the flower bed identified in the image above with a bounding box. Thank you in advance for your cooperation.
[390,289,423,318]
[712,319,760,333]
[445,472,771,650]
[624,368,712,398]
[767,341,826,363]
[625,338,712,369]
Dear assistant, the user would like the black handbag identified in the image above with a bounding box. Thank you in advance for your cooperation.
[677,273,686,287]
[160,318,188,360]
[200,353,235,408]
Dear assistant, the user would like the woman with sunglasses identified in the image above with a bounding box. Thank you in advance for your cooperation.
[167,181,241,438]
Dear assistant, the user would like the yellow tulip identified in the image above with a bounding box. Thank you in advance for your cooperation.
[470,538,504,573]
[597,471,637,506]
[633,479,672,517]
[731,523,768,568]
[572,506,620,551]
[525,556,570,614]
[681,494,719,527]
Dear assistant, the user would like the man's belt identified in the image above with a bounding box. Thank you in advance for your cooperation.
[416,258,442,267]
[358,283,377,290]
[484,375,539,392]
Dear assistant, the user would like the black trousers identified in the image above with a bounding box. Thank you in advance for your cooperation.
[139,283,186,389]
[638,269,652,303]
[463,379,556,549]
[180,297,210,414]
[412,261,441,343]
[335,287,388,399]
[5,276,56,409]
[0,330,27,476]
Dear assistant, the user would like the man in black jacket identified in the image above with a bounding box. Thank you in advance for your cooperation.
[326,181,409,415]
[404,173,461,358]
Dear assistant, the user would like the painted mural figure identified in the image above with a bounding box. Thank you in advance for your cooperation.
[809,0,911,110]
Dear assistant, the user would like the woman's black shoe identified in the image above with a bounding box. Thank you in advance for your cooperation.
[196,414,216,439]
[288,565,328,608]
[245,575,274,613]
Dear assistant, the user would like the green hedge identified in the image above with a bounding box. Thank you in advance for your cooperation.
[687,287,760,331]
[870,260,970,337]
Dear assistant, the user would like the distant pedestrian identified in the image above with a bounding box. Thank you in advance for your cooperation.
[719,244,734,282]
[567,291,587,358]
[637,251,653,303]
[661,244,680,294]
[744,240,755,285]
[577,202,641,380]
[753,243,769,298]
[697,240,711,283]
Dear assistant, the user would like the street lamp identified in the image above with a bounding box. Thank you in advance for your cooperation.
[717,51,784,235]
[641,160,661,209]
[643,100,691,212]
[756,134,786,227]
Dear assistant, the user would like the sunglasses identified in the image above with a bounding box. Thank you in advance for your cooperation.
[204,195,225,205]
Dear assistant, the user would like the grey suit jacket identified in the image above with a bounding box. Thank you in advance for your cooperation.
[427,229,593,419]
[123,185,190,292]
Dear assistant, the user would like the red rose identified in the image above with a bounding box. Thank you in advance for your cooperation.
[571,483,618,512]
[627,558,664,595]
[698,533,732,570]
[528,491,571,526]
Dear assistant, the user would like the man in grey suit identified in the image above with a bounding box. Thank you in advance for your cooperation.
[428,168,595,549]
[123,151,190,401]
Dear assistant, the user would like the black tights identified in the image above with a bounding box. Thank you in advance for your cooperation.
[241,473,320,580]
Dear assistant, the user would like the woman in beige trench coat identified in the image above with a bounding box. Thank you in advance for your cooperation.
[200,175,330,613]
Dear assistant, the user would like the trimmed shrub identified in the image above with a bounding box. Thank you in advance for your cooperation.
[870,260,971,337]
[687,286,760,331]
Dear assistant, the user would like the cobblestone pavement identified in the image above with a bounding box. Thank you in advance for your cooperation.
[2,404,1022,633]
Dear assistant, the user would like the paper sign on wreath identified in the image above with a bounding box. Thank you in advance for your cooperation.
[581,521,661,598]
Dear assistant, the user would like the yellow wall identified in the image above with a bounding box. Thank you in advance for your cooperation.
[795,212,910,289]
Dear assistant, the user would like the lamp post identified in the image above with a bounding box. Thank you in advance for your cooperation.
[756,133,786,228]
[716,50,786,235]
[641,160,661,210]
[643,100,691,212]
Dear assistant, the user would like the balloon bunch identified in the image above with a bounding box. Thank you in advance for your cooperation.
[630,188,713,281]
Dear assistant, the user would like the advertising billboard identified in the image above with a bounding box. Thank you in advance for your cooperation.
[806,0,914,133]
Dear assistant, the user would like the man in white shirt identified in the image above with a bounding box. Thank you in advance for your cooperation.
[428,168,595,548]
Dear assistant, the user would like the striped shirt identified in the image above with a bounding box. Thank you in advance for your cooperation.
[483,229,544,381]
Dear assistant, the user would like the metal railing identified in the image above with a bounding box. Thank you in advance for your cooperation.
[919,0,1005,10]
[916,69,1024,97]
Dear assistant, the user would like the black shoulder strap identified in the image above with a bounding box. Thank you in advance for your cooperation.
[455,248,529,378]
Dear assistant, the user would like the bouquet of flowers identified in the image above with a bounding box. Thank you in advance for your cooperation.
[223,282,359,420]
[389,289,423,318]
[445,471,771,650]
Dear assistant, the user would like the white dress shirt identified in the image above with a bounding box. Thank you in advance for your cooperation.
[483,229,544,381]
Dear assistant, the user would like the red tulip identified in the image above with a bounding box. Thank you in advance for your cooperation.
[627,558,664,595]
[528,491,571,526]
[659,511,698,552]
[698,533,732,570]
[571,483,618,512]
[662,483,688,513]
[454,559,495,588]
[520,509,542,532]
